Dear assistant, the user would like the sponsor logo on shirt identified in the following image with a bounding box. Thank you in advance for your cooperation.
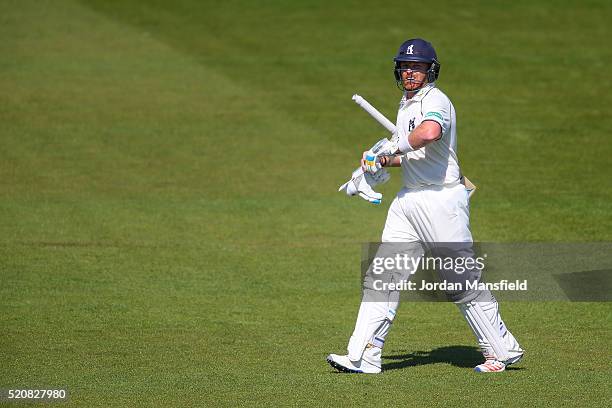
[424,111,443,121]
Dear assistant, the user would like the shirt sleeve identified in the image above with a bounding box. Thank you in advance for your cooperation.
[421,92,452,136]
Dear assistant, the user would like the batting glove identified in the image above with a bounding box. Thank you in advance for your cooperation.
[362,150,382,174]
[339,167,390,205]
[361,138,398,174]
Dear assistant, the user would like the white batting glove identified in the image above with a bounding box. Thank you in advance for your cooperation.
[370,137,398,156]
[339,167,390,205]
[361,138,398,174]
[369,167,391,185]
[362,150,382,174]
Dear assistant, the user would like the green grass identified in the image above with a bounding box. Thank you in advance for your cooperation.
[1,0,611,406]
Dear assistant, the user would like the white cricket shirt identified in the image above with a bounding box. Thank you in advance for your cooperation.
[396,83,461,188]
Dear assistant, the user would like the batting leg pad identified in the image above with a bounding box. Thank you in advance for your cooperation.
[457,296,521,363]
[371,316,393,348]
[347,302,397,361]
[347,242,422,360]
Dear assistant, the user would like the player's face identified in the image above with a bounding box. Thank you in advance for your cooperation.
[398,61,429,91]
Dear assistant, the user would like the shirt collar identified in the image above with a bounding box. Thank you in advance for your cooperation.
[403,82,435,103]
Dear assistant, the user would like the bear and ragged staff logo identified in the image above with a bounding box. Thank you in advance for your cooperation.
[408,118,415,131]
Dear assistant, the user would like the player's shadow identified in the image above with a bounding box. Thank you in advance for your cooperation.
[382,345,523,370]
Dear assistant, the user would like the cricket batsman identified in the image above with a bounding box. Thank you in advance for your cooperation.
[328,38,524,373]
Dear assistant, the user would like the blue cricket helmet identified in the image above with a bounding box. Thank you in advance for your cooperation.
[393,38,441,84]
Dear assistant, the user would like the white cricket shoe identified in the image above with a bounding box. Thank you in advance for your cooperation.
[326,345,382,374]
[474,359,506,372]
[474,350,524,373]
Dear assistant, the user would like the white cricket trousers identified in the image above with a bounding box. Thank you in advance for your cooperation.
[369,182,522,362]
[381,183,472,243]
[347,183,474,360]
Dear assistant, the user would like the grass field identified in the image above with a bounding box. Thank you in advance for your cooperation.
[1,0,611,406]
